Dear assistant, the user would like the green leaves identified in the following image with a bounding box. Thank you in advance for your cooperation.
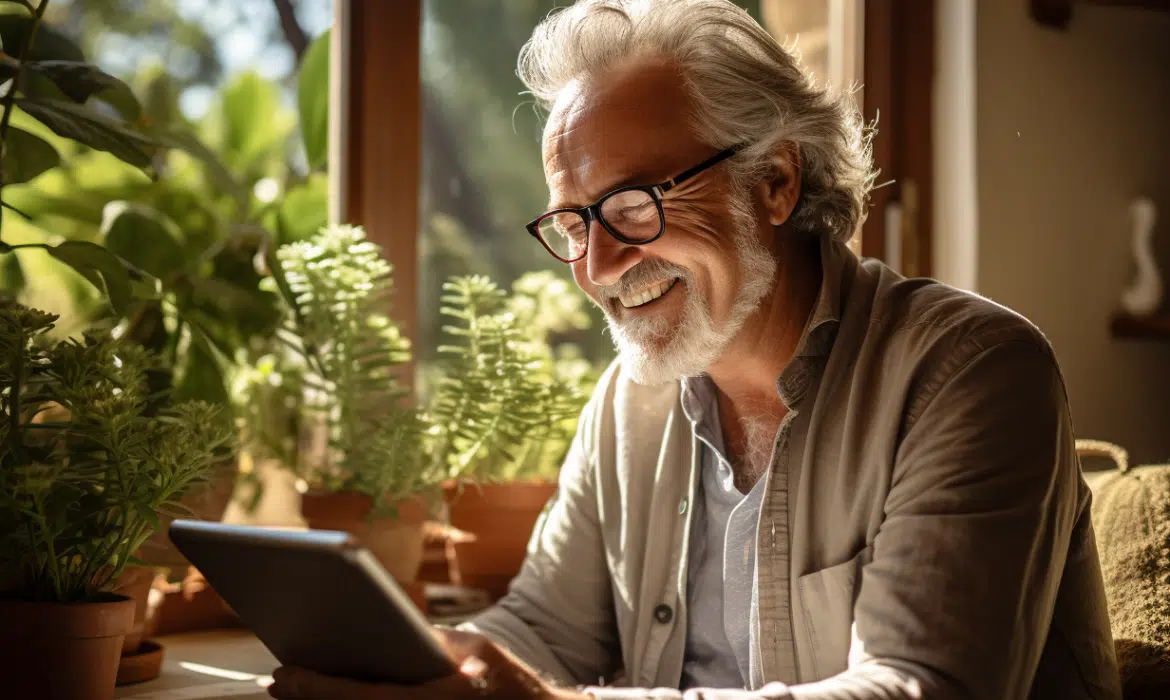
[153,127,247,210]
[100,201,185,280]
[134,64,182,131]
[18,97,156,169]
[426,273,593,483]
[0,21,149,172]
[267,224,422,498]
[220,72,287,171]
[22,60,143,123]
[278,173,328,243]
[0,249,23,292]
[298,29,330,171]
[0,15,84,62]
[0,60,143,122]
[45,240,135,315]
[0,303,235,600]
[1,126,58,184]
[134,501,160,531]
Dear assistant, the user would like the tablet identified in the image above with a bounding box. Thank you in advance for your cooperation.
[168,520,456,685]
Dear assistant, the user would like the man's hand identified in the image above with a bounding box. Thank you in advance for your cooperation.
[267,628,589,700]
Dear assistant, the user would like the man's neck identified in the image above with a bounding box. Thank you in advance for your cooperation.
[706,233,823,490]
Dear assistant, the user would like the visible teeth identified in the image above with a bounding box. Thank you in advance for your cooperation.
[619,279,676,309]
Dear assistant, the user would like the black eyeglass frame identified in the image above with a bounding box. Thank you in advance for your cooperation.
[525,147,739,263]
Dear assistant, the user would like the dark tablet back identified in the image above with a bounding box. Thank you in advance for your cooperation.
[169,520,454,684]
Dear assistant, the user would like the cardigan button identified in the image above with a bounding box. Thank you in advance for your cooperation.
[678,498,688,515]
[653,604,673,624]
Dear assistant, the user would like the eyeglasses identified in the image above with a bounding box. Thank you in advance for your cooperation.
[526,147,738,263]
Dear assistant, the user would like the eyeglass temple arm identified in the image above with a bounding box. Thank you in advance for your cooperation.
[658,147,740,193]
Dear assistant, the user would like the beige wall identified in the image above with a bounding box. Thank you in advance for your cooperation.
[975,0,1170,463]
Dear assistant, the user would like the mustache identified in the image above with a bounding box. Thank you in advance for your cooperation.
[595,259,690,300]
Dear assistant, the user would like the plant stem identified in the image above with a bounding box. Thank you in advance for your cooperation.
[9,319,26,462]
[23,519,42,594]
[33,493,64,600]
[0,0,49,247]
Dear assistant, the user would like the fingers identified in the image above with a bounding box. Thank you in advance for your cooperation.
[432,629,551,699]
[181,566,208,602]
[435,628,498,665]
[268,666,388,700]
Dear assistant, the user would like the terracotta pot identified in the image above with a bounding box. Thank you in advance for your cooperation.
[149,583,241,636]
[445,481,558,600]
[0,592,135,700]
[111,566,155,655]
[116,639,165,686]
[301,491,431,584]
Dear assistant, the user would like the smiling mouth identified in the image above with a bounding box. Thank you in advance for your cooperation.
[618,278,680,309]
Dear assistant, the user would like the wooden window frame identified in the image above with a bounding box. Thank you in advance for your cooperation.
[331,0,423,388]
[861,0,935,277]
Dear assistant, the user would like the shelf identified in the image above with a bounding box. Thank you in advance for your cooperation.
[1110,312,1170,340]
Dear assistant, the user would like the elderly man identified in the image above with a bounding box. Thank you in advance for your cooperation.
[268,1,1121,698]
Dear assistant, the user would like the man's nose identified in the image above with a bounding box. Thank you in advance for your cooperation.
[585,218,640,287]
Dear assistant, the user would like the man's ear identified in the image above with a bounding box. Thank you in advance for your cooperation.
[754,144,802,227]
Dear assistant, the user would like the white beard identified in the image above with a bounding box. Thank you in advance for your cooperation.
[602,192,778,386]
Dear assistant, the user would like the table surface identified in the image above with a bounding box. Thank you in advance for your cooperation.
[113,606,480,699]
[114,630,277,700]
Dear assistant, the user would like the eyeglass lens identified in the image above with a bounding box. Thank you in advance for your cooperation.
[537,189,661,261]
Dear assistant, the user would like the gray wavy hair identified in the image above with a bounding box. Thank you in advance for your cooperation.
[518,0,876,242]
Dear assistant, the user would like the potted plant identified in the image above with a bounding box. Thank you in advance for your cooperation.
[3,22,334,552]
[0,302,233,700]
[245,224,599,602]
[250,223,438,597]
[0,0,245,678]
[432,271,598,599]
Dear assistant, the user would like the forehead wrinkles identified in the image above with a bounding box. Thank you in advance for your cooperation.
[542,91,586,201]
[544,112,644,206]
[541,61,695,205]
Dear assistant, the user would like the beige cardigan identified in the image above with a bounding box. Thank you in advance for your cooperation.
[466,238,1122,700]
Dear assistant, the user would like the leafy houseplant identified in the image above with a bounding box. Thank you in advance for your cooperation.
[269,224,429,504]
[0,24,332,575]
[0,0,266,658]
[248,223,435,586]
[0,302,233,699]
[432,271,598,598]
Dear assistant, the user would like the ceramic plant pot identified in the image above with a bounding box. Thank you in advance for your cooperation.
[0,592,135,700]
[300,491,431,585]
[445,481,558,600]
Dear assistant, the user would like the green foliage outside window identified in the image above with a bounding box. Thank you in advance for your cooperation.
[2,48,329,408]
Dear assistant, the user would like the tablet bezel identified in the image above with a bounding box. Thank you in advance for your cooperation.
[168,519,456,685]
